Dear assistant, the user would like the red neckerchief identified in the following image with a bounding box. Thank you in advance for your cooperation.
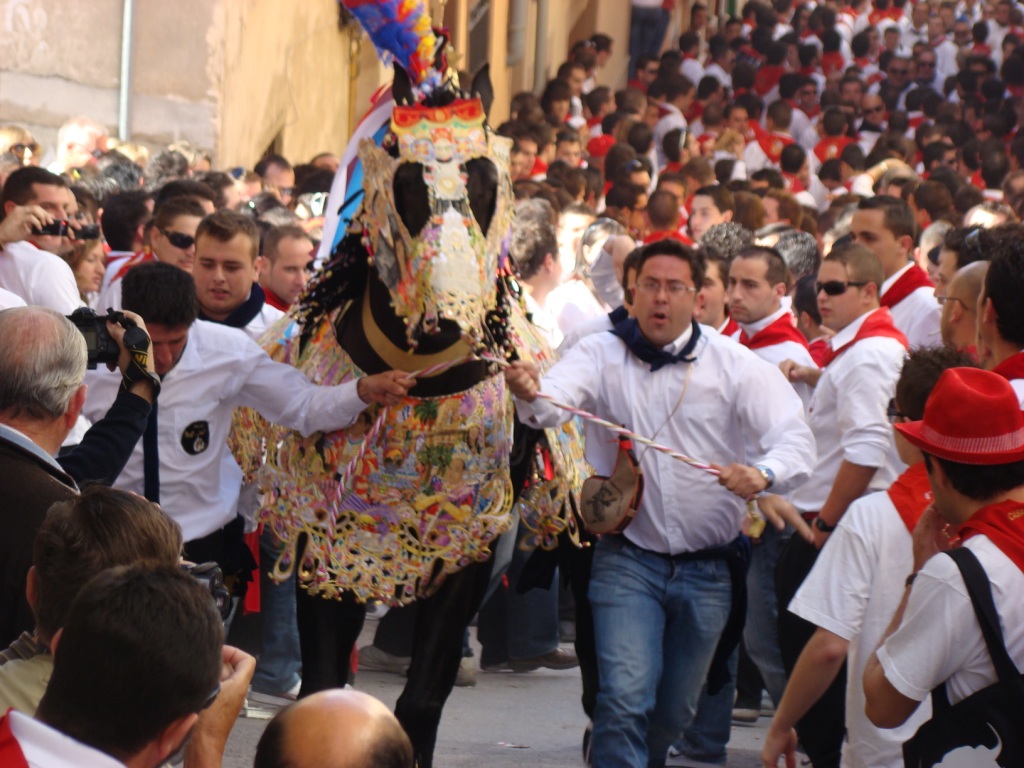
[531,157,548,177]
[815,135,855,163]
[111,250,154,284]
[754,65,786,96]
[822,51,847,76]
[960,499,1024,572]
[627,78,649,94]
[971,169,986,190]
[663,161,684,174]
[808,336,832,367]
[783,172,806,193]
[0,715,29,768]
[685,101,705,123]
[719,316,740,337]
[739,313,811,351]
[644,229,694,246]
[880,264,934,309]
[887,463,933,534]
[264,289,290,312]
[993,351,1024,382]
[821,308,908,366]
[697,133,718,154]
[757,132,795,164]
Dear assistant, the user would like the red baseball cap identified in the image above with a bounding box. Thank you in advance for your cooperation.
[896,368,1024,465]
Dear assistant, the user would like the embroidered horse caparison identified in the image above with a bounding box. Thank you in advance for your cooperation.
[232,75,587,607]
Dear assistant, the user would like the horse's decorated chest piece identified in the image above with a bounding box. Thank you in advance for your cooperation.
[360,97,513,346]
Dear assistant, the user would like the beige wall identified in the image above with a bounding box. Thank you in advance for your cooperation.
[0,0,622,168]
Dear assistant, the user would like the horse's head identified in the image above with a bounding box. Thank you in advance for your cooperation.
[359,65,514,347]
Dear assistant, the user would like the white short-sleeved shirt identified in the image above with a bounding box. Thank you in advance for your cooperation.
[82,320,368,541]
[790,482,932,768]
[790,309,907,512]
[0,241,83,313]
[878,534,1024,705]
[515,324,815,554]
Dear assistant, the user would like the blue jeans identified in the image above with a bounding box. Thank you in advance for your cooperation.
[589,536,732,768]
[744,524,791,706]
[251,526,302,694]
[629,6,669,77]
[676,649,737,764]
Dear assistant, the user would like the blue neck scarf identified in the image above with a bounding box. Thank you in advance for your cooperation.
[610,317,702,372]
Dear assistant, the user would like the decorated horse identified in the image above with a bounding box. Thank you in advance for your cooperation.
[232,4,590,765]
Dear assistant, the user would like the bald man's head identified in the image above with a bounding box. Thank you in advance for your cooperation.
[254,690,413,768]
[941,260,988,351]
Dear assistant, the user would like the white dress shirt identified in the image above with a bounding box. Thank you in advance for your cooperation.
[654,104,687,170]
[0,241,83,313]
[737,306,817,409]
[0,287,26,310]
[241,302,286,342]
[790,486,932,768]
[881,262,941,350]
[789,309,907,512]
[7,710,125,768]
[82,320,369,541]
[515,323,815,554]
[547,279,608,339]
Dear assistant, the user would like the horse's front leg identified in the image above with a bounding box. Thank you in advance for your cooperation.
[395,556,495,768]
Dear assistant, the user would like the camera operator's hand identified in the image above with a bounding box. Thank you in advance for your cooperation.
[184,644,256,768]
[107,310,159,402]
[0,205,54,247]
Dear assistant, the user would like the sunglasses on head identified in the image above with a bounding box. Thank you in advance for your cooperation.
[162,229,196,250]
[816,279,868,296]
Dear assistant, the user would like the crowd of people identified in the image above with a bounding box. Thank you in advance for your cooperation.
[3,0,1024,765]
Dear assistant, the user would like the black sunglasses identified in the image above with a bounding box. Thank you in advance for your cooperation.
[9,142,39,157]
[161,229,196,250]
[816,280,868,296]
[887,398,905,424]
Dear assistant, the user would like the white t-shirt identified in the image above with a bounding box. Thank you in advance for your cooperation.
[790,482,932,768]
[878,534,1024,705]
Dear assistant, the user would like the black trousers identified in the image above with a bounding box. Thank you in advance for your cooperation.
[295,555,494,768]
[775,534,846,768]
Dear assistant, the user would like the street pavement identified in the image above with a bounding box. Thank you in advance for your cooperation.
[222,621,769,768]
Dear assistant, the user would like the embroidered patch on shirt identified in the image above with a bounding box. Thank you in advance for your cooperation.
[181,421,210,455]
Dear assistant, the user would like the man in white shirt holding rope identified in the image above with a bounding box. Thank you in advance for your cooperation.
[505,239,815,768]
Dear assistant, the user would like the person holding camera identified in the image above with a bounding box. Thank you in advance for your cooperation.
[0,305,159,646]
[80,261,413,593]
[0,167,83,313]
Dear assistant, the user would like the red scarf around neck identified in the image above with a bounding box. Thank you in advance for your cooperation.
[880,264,934,309]
[887,463,933,534]
[739,312,810,351]
[822,307,908,366]
[719,316,740,338]
[959,498,1024,572]
[993,351,1024,382]
[0,716,29,768]
[757,132,795,164]
[808,336,832,367]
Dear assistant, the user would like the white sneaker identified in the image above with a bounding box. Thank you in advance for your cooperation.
[358,644,410,674]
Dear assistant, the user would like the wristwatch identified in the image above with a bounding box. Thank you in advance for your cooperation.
[754,464,775,490]
[813,516,837,533]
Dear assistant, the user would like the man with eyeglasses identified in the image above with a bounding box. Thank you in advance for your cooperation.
[505,239,813,768]
[914,51,940,89]
[857,95,888,154]
[940,260,987,354]
[255,154,296,208]
[0,167,83,313]
[767,243,909,768]
[47,116,107,176]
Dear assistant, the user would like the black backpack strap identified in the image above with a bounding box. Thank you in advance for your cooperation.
[945,547,1021,683]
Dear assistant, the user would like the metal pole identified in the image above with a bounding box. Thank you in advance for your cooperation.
[118,0,134,141]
